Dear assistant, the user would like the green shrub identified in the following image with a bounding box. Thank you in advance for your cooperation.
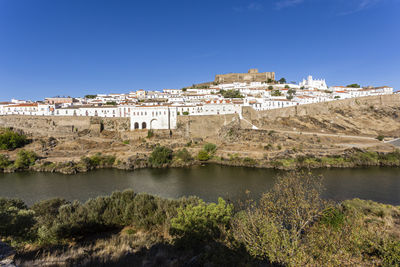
[233,172,327,266]
[380,238,400,266]
[147,130,154,138]
[376,135,385,141]
[175,148,192,162]
[242,157,257,166]
[197,150,210,161]
[148,146,173,167]
[170,197,233,246]
[203,143,217,154]
[0,129,27,150]
[14,150,38,169]
[182,111,189,115]
[0,198,35,239]
[80,153,116,169]
[0,154,12,169]
[123,140,130,145]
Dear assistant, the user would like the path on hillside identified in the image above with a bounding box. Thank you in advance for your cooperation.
[273,129,377,141]
[386,138,400,147]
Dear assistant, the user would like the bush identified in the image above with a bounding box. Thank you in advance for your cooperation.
[376,135,384,141]
[182,111,189,115]
[80,153,116,169]
[233,172,327,265]
[203,143,217,154]
[175,148,192,162]
[197,150,210,161]
[0,198,35,239]
[14,150,38,169]
[149,146,173,167]
[0,154,12,169]
[170,197,233,246]
[0,129,27,150]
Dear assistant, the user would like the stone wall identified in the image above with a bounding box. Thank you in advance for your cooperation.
[0,116,130,137]
[243,94,400,123]
[177,114,240,139]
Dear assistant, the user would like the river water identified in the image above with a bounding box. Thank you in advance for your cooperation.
[0,165,399,206]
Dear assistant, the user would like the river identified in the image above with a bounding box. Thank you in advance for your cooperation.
[0,165,399,206]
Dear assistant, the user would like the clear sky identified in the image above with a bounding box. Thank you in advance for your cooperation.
[0,0,399,101]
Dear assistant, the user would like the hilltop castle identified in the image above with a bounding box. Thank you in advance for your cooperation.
[215,69,275,84]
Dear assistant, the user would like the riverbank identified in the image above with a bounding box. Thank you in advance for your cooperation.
[1,146,400,175]
[1,172,399,266]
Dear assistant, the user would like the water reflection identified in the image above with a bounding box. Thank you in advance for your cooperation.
[0,165,399,206]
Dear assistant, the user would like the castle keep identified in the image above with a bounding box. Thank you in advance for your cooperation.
[215,69,275,84]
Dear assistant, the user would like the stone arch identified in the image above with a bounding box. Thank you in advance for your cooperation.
[142,122,147,129]
[134,122,139,129]
[150,119,158,129]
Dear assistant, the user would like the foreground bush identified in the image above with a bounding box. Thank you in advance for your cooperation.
[170,197,233,246]
[0,129,27,150]
[0,198,35,239]
[148,146,173,167]
[233,172,327,265]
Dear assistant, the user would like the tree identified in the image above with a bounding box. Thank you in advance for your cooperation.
[346,84,361,88]
[284,85,290,89]
[279,78,286,84]
[220,89,243,98]
[268,86,273,90]
[271,90,282,97]
[233,172,327,266]
[84,95,97,99]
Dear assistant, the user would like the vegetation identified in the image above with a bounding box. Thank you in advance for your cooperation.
[203,143,217,154]
[278,77,286,84]
[1,172,398,266]
[14,150,38,169]
[80,153,116,169]
[197,150,210,161]
[0,154,12,169]
[170,198,233,246]
[347,83,361,88]
[182,111,189,115]
[268,85,273,90]
[271,90,282,96]
[175,148,192,162]
[84,95,97,99]
[376,135,385,141]
[148,145,173,167]
[147,129,154,138]
[105,101,117,105]
[0,128,28,150]
[220,89,243,98]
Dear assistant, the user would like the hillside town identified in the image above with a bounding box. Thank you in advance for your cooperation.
[0,69,395,130]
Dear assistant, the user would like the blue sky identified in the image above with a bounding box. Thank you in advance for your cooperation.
[0,0,399,101]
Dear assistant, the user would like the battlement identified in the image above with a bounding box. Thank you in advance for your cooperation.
[215,69,275,84]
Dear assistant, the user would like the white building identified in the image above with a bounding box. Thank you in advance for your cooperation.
[130,106,177,130]
[299,75,328,90]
